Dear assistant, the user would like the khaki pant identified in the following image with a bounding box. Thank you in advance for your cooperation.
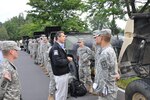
[54,73,69,100]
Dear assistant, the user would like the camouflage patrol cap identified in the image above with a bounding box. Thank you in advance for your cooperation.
[41,34,46,37]
[93,29,111,37]
[2,41,21,51]
[100,29,111,35]
[92,30,101,37]
[77,38,84,43]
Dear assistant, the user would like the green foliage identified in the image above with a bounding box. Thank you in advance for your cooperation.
[2,0,149,40]
[86,0,126,34]
[3,14,26,40]
[0,25,9,40]
[18,23,42,37]
[117,77,140,89]
[27,0,87,31]
[62,16,88,32]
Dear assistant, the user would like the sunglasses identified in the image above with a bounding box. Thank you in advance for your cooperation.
[93,34,101,38]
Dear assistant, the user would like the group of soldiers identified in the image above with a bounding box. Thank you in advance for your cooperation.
[23,35,56,100]
[21,28,119,100]
[26,35,51,74]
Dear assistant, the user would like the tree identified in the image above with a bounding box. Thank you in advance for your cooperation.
[3,14,26,40]
[124,0,150,18]
[18,22,43,37]
[0,25,9,40]
[27,0,88,31]
[86,0,125,34]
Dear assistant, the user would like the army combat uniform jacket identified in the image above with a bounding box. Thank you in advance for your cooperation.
[94,45,118,99]
[77,46,93,67]
[0,59,21,100]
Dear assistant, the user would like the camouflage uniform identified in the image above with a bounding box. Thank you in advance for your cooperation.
[0,59,21,100]
[94,45,118,100]
[45,47,56,95]
[0,41,21,100]
[0,41,3,64]
[32,39,38,60]
[35,38,41,64]
[42,38,50,68]
[28,39,33,57]
[39,39,44,65]
[47,62,56,95]
[77,46,93,87]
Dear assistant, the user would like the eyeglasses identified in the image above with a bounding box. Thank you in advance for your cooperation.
[93,35,101,38]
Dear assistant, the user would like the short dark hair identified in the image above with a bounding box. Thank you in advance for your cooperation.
[2,50,10,56]
[55,31,64,40]
[101,34,111,42]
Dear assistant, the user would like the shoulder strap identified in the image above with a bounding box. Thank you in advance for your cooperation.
[8,62,16,70]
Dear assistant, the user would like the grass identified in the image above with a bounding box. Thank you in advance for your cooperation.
[117,77,140,89]
[90,67,140,90]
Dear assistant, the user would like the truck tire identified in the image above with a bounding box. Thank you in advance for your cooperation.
[125,79,150,100]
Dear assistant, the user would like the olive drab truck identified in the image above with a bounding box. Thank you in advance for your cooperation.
[118,13,150,100]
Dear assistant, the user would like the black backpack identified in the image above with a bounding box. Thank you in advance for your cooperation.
[69,79,87,97]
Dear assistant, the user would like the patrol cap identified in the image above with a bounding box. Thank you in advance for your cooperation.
[93,29,111,37]
[41,34,46,37]
[2,41,21,51]
[93,30,101,37]
[77,38,84,43]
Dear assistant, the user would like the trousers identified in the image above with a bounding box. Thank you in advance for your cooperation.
[54,73,69,100]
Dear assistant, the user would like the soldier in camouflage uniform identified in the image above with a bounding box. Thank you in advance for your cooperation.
[77,38,93,93]
[35,38,41,65]
[42,37,50,67]
[39,35,46,67]
[0,41,21,100]
[47,38,56,100]
[92,29,120,100]
[0,41,3,64]
[32,39,38,61]
[47,47,56,100]
[28,39,33,58]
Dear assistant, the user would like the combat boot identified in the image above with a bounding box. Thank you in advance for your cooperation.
[40,64,44,67]
[48,94,54,100]
[88,85,94,94]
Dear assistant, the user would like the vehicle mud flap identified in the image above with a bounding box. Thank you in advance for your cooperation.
[125,79,150,100]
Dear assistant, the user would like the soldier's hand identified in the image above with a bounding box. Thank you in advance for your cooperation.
[114,73,120,81]
[67,57,73,62]
[3,70,11,81]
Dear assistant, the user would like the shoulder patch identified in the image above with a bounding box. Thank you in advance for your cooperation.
[101,60,108,70]
[54,50,58,55]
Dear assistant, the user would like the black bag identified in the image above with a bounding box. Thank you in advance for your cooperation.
[69,79,87,97]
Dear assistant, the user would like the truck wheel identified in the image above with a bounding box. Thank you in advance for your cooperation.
[125,79,150,100]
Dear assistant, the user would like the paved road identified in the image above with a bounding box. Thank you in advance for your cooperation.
[14,51,125,100]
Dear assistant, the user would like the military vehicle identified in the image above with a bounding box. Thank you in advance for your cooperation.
[44,26,61,45]
[118,13,150,100]
[33,31,45,38]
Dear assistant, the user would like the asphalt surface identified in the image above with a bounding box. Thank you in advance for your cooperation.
[14,51,125,100]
